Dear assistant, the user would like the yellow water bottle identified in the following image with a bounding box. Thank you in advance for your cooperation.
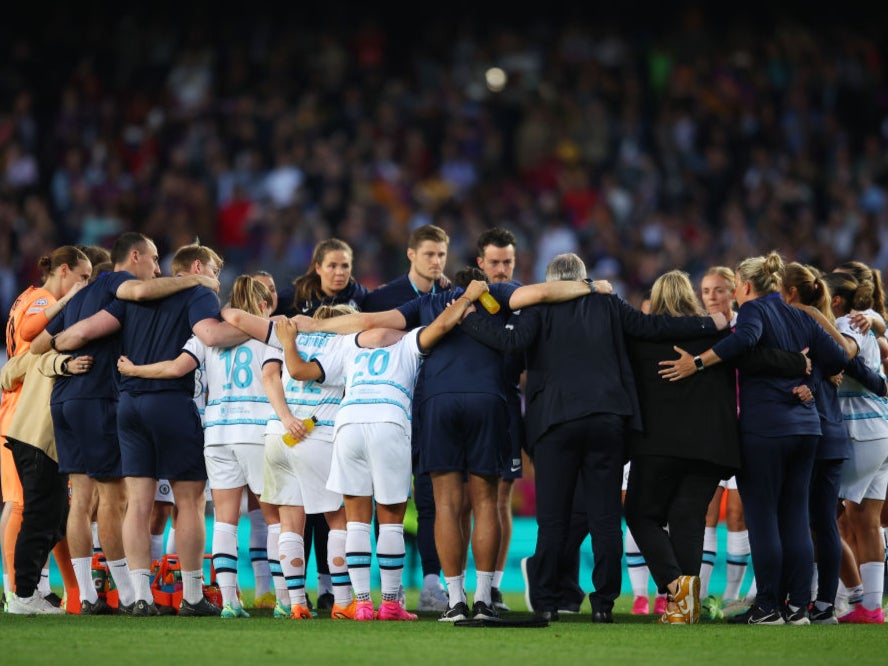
[282,416,318,446]
[478,291,500,314]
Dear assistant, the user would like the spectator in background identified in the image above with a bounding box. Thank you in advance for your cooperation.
[4,7,888,317]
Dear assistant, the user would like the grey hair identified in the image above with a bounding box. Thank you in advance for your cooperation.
[545,253,587,282]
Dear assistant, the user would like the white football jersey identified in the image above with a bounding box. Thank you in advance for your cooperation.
[322,328,425,435]
[183,336,208,423]
[836,315,888,441]
[263,328,352,441]
[188,336,273,446]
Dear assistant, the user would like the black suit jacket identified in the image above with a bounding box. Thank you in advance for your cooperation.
[460,294,718,452]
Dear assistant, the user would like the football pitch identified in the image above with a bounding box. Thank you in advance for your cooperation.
[1,591,884,666]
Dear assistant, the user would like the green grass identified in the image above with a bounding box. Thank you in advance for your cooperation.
[2,592,884,666]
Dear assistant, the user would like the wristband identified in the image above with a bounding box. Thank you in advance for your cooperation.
[583,278,596,293]
[50,335,59,351]
[61,358,70,374]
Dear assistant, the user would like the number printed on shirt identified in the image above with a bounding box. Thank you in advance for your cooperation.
[353,348,390,380]
[220,346,254,389]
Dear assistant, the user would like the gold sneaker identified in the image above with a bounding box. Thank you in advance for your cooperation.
[671,575,701,624]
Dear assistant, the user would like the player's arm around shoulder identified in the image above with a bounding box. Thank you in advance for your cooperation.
[418,279,487,351]
[116,273,218,301]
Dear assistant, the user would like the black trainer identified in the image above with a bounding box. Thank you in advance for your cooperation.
[472,600,501,621]
[43,592,63,608]
[129,599,160,617]
[491,587,510,612]
[783,603,811,625]
[728,604,785,625]
[179,595,222,617]
[438,601,471,622]
[316,592,335,611]
[592,609,614,623]
[80,598,114,615]
[808,604,838,625]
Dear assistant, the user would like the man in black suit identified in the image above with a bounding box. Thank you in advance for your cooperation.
[461,253,726,622]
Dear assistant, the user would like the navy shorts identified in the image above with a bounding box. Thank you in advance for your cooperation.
[52,399,121,479]
[501,396,526,481]
[415,393,507,477]
[118,391,206,481]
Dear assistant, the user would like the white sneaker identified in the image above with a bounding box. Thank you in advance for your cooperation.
[8,592,66,615]
[417,581,449,612]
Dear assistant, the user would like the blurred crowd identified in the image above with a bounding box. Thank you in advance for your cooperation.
[3,4,888,334]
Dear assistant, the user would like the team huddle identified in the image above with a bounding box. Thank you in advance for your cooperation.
[1,225,887,627]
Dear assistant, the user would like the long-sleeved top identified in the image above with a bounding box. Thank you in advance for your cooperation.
[813,353,886,460]
[460,293,718,450]
[274,279,368,317]
[711,292,847,437]
[0,351,74,462]
[627,333,809,473]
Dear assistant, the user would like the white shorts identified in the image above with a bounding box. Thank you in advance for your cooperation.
[261,433,342,514]
[155,479,174,503]
[839,436,888,504]
[327,422,412,505]
[719,476,739,491]
[204,443,264,495]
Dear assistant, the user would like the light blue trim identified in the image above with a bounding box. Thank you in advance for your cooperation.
[377,555,405,568]
[204,418,270,427]
[843,412,888,421]
[351,378,412,398]
[340,397,412,420]
[285,576,306,589]
[346,554,372,568]
[206,396,270,406]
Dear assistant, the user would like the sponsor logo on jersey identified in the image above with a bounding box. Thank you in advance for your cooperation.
[27,298,49,312]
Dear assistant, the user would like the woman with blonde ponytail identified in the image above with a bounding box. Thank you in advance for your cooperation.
[660,251,848,625]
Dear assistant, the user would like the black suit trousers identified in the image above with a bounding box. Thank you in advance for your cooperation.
[623,455,723,593]
[529,413,625,613]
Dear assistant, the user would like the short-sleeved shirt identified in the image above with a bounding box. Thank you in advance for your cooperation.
[186,335,272,445]
[106,285,220,395]
[321,329,425,436]
[48,270,135,403]
[262,328,349,442]
[185,335,209,421]
[396,282,518,402]
[836,315,888,442]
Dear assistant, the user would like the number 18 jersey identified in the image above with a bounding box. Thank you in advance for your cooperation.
[188,336,272,446]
